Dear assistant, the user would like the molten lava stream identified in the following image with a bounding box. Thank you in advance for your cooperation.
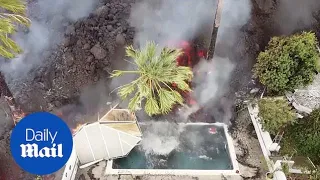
[183,91,197,105]
[172,40,207,107]
[4,96,26,125]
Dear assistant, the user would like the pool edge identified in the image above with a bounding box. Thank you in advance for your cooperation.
[104,123,240,178]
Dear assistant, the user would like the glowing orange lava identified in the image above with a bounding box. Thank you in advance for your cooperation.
[171,40,207,107]
[4,96,25,125]
[72,123,84,134]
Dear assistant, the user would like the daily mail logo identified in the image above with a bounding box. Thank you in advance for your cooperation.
[20,129,63,158]
[10,112,73,175]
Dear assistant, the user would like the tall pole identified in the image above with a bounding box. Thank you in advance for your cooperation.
[207,0,223,60]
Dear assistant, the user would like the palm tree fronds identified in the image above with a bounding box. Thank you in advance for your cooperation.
[158,88,176,114]
[112,41,194,116]
[174,80,191,91]
[146,41,156,60]
[125,45,139,60]
[0,0,27,14]
[0,18,15,34]
[176,66,193,80]
[145,96,160,116]
[128,92,142,112]
[110,70,124,77]
[171,90,183,105]
[160,48,184,64]
[0,0,30,58]
[118,84,135,99]
[1,13,30,26]
[0,34,21,51]
[0,45,14,58]
[137,79,150,97]
[0,34,22,58]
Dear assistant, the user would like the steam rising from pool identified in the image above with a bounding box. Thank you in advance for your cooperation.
[140,122,185,155]
[113,123,233,170]
[139,122,227,156]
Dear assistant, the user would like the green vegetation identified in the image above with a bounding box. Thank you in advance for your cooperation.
[253,32,320,94]
[0,0,30,58]
[111,41,193,116]
[35,176,42,180]
[309,166,320,180]
[258,98,296,135]
[282,108,320,165]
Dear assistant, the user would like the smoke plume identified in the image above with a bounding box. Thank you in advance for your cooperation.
[0,0,97,78]
[275,0,320,34]
[129,0,217,47]
[56,80,116,127]
[179,0,252,123]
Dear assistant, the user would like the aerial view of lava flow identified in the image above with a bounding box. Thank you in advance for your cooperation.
[1,0,320,179]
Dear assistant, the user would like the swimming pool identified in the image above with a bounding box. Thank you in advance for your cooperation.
[105,123,239,179]
[113,124,232,170]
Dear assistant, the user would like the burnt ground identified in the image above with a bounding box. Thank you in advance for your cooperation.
[0,0,135,179]
[1,0,320,179]
[6,0,135,116]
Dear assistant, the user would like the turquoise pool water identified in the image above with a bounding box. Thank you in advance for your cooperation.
[113,124,233,170]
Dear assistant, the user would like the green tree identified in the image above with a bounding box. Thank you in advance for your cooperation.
[253,32,320,94]
[284,108,320,165]
[0,0,30,58]
[258,98,296,135]
[111,41,193,116]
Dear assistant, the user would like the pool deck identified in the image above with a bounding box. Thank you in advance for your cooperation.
[103,123,241,180]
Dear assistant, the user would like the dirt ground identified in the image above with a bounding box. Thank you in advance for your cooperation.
[1,0,320,179]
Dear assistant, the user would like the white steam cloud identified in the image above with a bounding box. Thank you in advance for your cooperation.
[129,0,217,47]
[1,0,97,78]
[193,58,234,106]
[180,0,252,122]
[216,0,251,46]
[140,122,185,155]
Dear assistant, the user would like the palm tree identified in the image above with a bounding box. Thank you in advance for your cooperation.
[111,41,193,116]
[0,0,30,58]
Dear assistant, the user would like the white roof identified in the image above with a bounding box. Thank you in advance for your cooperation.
[73,122,141,165]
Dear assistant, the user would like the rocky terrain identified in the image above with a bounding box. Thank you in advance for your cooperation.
[0,97,35,180]
[231,109,268,180]
[293,74,320,110]
[0,0,136,179]
[7,0,136,116]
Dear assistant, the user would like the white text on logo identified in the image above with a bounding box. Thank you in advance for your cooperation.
[20,129,63,158]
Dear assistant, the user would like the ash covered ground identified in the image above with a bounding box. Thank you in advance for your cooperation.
[4,0,135,115]
[1,0,320,179]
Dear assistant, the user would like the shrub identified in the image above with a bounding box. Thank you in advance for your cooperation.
[284,108,320,165]
[258,98,296,135]
[310,166,320,180]
[253,32,320,94]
